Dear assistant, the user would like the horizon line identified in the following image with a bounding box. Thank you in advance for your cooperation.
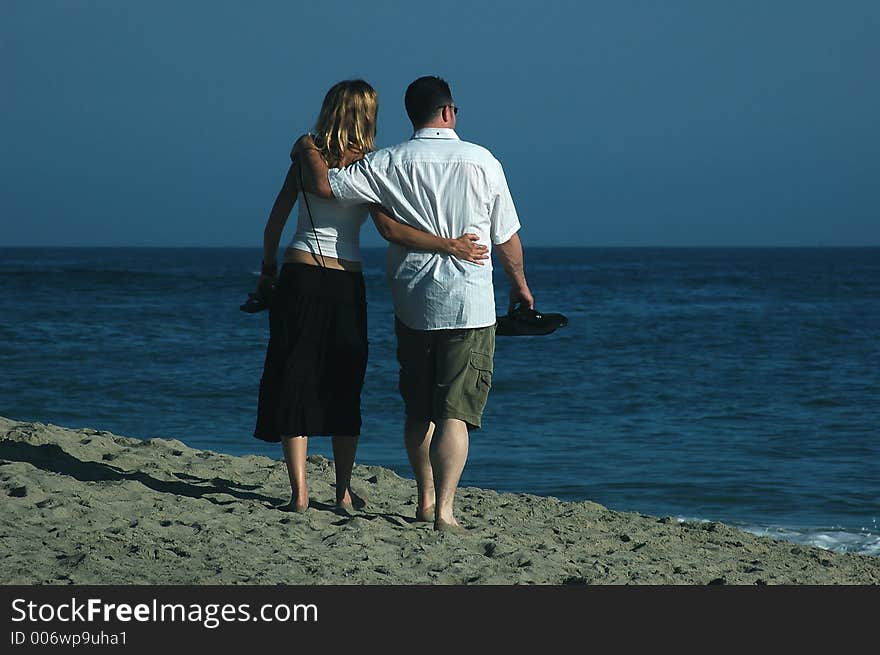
[2,244,880,250]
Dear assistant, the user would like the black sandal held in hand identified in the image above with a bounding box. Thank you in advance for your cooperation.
[242,164,323,315]
[496,302,568,336]
[240,282,275,313]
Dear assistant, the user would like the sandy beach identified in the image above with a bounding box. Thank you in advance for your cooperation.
[1,416,878,585]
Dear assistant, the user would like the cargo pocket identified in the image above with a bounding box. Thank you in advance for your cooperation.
[469,351,493,393]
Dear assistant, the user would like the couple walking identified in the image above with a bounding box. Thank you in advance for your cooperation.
[253,76,533,533]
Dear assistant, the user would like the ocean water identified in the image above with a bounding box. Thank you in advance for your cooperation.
[1,247,878,556]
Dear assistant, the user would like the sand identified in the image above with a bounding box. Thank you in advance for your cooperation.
[1,416,878,585]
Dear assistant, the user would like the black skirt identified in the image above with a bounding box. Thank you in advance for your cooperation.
[254,263,367,441]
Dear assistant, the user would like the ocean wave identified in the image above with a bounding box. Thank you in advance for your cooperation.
[677,517,880,556]
[744,525,880,556]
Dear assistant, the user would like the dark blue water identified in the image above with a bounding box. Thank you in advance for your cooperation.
[2,247,878,554]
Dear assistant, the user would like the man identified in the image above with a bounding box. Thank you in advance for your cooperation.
[295,76,533,532]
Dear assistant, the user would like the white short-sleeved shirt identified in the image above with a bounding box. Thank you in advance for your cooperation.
[328,128,521,330]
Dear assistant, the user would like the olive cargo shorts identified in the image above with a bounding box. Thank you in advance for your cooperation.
[395,318,496,429]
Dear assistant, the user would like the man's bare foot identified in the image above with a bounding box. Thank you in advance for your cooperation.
[434,519,467,534]
[415,505,435,522]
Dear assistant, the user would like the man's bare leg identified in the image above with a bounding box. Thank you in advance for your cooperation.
[404,418,435,521]
[430,418,469,530]
[281,435,309,512]
[331,435,360,511]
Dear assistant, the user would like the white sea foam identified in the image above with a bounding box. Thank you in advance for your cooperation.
[676,516,880,556]
[741,525,880,556]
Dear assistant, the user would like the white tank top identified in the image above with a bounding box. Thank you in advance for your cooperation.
[288,192,368,262]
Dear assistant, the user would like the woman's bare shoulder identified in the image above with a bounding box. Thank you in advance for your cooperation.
[290,133,317,160]
[339,148,366,168]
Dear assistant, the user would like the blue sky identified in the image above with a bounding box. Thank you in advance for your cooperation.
[3,0,878,246]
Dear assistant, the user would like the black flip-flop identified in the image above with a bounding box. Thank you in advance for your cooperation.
[239,284,275,313]
[496,303,568,336]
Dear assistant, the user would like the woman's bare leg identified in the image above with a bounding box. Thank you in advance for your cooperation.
[331,435,360,509]
[281,435,309,512]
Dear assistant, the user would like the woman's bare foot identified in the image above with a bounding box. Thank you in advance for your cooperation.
[336,487,366,512]
[335,489,355,515]
[434,519,467,534]
[415,504,435,522]
[279,486,309,513]
[278,499,309,513]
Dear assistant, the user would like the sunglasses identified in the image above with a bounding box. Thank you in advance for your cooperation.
[437,104,459,115]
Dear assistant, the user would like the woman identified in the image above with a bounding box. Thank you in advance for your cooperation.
[253,80,487,514]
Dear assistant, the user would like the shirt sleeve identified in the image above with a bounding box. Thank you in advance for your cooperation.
[328,158,384,205]
[489,159,521,245]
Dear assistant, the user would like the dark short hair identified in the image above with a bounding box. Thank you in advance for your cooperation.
[404,76,453,127]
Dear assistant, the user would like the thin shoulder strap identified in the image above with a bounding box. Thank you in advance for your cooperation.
[297,160,326,268]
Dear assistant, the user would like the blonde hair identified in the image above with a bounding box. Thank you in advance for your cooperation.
[312,80,378,168]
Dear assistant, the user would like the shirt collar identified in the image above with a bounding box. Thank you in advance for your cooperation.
[412,127,460,140]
